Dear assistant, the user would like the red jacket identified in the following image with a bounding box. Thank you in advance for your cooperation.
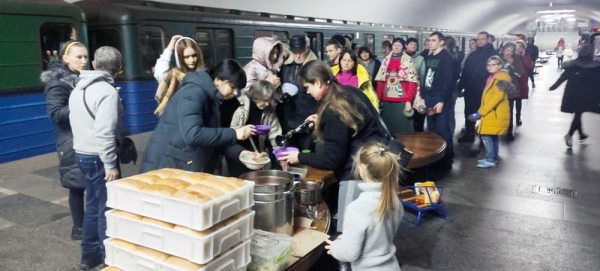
[375,58,418,103]
[519,53,532,99]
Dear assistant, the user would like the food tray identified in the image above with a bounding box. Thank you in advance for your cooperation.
[106,209,255,264]
[104,238,251,271]
[106,179,254,231]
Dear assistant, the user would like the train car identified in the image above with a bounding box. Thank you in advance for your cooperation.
[0,0,88,163]
[74,0,419,139]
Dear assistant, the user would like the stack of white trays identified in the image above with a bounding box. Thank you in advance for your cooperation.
[102,169,256,271]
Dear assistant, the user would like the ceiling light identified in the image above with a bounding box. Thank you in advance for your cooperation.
[566,18,577,22]
[545,19,555,22]
[537,9,576,14]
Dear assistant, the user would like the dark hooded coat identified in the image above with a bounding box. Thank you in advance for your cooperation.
[40,62,84,189]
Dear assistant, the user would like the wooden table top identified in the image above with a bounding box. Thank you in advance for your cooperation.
[395,132,447,169]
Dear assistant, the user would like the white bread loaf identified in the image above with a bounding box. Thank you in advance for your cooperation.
[136,246,169,262]
[186,177,235,192]
[112,210,143,220]
[114,178,147,190]
[141,217,175,229]
[155,178,190,190]
[160,168,187,175]
[110,239,138,251]
[165,256,203,270]
[176,172,214,183]
[218,177,247,188]
[130,174,161,184]
[172,190,210,204]
[142,184,178,196]
[145,169,177,179]
[186,184,225,199]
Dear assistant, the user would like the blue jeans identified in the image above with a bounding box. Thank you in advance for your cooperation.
[480,135,499,162]
[76,153,117,264]
[424,97,454,158]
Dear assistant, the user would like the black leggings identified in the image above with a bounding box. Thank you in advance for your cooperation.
[558,56,564,67]
[69,188,85,228]
[528,67,535,84]
[508,99,522,134]
[568,112,584,137]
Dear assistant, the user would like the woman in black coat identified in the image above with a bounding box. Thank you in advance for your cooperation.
[40,40,88,240]
[278,60,388,234]
[550,44,600,148]
[140,60,257,173]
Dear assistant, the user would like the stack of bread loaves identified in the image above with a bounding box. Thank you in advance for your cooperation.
[102,168,255,271]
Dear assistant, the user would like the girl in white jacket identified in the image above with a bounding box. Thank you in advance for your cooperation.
[153,35,204,116]
[325,141,403,271]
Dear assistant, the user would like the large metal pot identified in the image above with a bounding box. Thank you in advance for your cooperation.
[294,181,323,206]
[240,170,296,236]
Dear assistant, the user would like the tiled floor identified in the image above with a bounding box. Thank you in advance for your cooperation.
[1,56,600,270]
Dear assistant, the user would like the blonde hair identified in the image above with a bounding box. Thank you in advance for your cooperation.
[353,141,401,222]
[488,55,503,65]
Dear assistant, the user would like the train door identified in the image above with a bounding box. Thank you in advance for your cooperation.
[363,33,375,54]
[194,28,235,69]
[306,32,323,60]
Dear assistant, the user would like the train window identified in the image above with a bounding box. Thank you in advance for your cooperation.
[89,28,122,62]
[306,32,323,60]
[216,29,234,60]
[382,34,394,42]
[139,26,164,74]
[363,34,375,54]
[254,30,289,43]
[194,30,213,68]
[39,23,77,70]
[336,33,355,42]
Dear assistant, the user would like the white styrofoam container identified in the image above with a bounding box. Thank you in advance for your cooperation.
[104,238,251,271]
[106,209,255,264]
[106,180,254,231]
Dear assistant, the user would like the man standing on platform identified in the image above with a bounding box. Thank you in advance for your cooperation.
[457,31,497,143]
[527,37,539,88]
[422,32,455,170]
[68,46,123,271]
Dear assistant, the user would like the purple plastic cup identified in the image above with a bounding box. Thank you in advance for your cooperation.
[255,124,271,135]
[273,147,299,159]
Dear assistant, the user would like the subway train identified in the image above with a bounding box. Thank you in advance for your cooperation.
[0,0,517,163]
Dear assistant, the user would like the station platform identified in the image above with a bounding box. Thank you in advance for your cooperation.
[2,57,600,271]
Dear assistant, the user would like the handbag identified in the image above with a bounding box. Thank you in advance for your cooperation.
[83,84,138,165]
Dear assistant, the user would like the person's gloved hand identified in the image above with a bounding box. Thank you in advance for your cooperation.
[468,113,482,121]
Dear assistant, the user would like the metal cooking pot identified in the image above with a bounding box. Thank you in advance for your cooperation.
[240,170,296,236]
[294,181,324,206]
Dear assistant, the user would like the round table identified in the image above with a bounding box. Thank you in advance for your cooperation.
[395,131,447,169]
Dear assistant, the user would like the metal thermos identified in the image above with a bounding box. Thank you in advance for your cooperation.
[240,170,296,236]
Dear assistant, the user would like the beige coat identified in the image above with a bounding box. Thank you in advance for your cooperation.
[230,95,283,148]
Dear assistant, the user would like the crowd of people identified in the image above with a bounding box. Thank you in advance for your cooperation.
[40,29,600,270]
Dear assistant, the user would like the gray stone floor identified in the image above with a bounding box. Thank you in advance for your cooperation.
[2,57,600,270]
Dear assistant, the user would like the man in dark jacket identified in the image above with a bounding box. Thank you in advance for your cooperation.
[423,32,456,168]
[140,61,255,174]
[457,31,497,143]
[277,35,318,150]
[526,37,539,88]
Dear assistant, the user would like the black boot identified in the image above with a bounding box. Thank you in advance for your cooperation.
[71,226,83,241]
[458,133,475,143]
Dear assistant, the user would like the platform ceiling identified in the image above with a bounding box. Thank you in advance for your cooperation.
[138,0,600,34]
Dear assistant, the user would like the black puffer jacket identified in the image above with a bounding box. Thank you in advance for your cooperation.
[140,70,245,173]
[550,57,600,114]
[40,62,84,189]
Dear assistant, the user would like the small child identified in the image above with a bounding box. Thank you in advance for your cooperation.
[325,141,403,271]
[468,56,513,168]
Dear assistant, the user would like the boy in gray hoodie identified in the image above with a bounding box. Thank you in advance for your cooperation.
[68,46,123,271]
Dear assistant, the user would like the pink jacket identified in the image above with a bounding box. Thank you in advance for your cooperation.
[242,37,285,92]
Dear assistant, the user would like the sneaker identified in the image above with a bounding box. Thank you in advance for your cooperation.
[477,161,497,168]
[580,133,589,142]
[532,83,536,89]
[71,226,83,241]
[478,158,498,164]
[564,134,573,148]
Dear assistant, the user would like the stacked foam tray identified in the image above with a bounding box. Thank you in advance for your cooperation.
[101,168,255,271]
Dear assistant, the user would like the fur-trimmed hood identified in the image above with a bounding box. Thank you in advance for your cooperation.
[40,62,79,90]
